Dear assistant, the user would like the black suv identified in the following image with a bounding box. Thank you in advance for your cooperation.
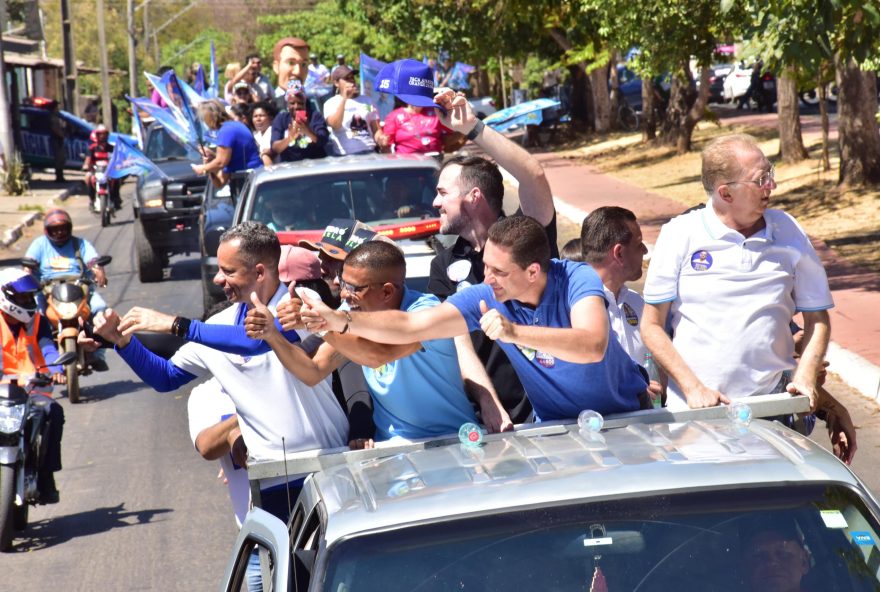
[133,124,206,282]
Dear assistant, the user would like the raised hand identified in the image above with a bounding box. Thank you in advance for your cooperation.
[118,307,175,336]
[244,291,278,339]
[93,308,128,346]
[478,300,514,342]
[434,88,477,135]
[299,290,342,333]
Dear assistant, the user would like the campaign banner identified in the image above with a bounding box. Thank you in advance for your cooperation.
[359,52,395,121]
[130,105,145,150]
[447,62,475,90]
[144,71,204,146]
[127,95,198,150]
[106,136,168,180]
[193,63,206,96]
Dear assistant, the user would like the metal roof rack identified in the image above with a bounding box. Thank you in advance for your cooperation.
[246,393,811,483]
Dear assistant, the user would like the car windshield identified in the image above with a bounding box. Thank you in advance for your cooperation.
[145,126,201,162]
[322,484,880,592]
[249,168,437,232]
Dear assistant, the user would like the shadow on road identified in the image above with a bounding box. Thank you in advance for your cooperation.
[63,378,144,402]
[166,258,201,282]
[9,502,173,552]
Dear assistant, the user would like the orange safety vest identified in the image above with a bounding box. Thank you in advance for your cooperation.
[0,313,47,379]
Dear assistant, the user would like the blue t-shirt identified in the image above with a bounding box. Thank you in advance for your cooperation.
[26,235,99,282]
[366,287,477,441]
[447,259,647,421]
[215,120,262,173]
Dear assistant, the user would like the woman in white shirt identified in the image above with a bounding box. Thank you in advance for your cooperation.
[251,101,276,167]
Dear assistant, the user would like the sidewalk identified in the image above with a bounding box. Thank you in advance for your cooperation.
[536,152,880,403]
[0,170,80,252]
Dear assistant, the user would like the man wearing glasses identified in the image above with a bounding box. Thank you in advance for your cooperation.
[323,65,388,155]
[641,134,833,412]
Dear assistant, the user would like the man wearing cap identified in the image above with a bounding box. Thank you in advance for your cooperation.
[307,53,330,86]
[330,54,346,77]
[270,79,328,162]
[403,86,557,426]
[323,66,387,155]
[247,239,500,446]
[230,80,256,105]
[271,37,311,113]
[26,208,109,316]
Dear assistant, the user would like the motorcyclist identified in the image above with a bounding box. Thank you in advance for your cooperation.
[0,267,65,504]
[82,124,122,213]
[24,208,109,317]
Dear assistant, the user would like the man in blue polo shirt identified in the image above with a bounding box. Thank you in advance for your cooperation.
[300,216,649,421]
[246,239,486,446]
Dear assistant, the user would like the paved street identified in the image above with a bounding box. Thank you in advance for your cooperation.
[3,185,234,589]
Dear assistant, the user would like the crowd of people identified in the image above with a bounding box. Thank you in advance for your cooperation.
[0,33,853,573]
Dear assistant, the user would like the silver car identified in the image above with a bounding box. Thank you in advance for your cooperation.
[220,395,880,591]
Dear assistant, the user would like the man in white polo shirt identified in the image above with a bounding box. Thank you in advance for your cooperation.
[641,133,832,411]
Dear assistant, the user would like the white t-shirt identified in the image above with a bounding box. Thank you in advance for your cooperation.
[171,283,349,465]
[253,127,272,153]
[604,285,647,365]
[323,94,379,155]
[643,204,833,408]
[187,379,250,527]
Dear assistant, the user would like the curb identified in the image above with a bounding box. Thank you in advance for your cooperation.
[0,185,75,248]
[499,166,880,405]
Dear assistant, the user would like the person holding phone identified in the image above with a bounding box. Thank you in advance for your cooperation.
[270,79,329,162]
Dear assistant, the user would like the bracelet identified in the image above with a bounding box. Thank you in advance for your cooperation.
[465,120,485,141]
[171,316,192,339]
[340,310,352,334]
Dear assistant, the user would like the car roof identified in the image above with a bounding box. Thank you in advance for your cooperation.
[305,416,861,546]
[249,153,440,184]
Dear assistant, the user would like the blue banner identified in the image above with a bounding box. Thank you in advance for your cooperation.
[359,52,395,121]
[164,70,204,146]
[127,96,198,150]
[193,63,206,96]
[130,103,145,150]
[106,136,168,180]
[448,62,475,90]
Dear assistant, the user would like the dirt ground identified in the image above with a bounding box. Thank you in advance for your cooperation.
[556,121,880,271]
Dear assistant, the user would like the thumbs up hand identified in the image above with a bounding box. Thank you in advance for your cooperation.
[478,299,514,342]
[245,291,278,339]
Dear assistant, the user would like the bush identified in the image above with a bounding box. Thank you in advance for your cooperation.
[1,151,29,196]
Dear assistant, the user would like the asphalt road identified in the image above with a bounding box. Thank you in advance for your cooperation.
[4,185,235,589]
[3,172,879,589]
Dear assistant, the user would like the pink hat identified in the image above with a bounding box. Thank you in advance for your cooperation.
[278,245,322,283]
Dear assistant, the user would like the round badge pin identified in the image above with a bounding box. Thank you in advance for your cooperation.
[690,250,713,271]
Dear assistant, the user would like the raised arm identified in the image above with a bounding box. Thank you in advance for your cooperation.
[434,89,554,226]
[323,333,421,368]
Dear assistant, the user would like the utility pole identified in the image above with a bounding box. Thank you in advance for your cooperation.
[0,20,16,169]
[60,0,78,113]
[127,0,138,97]
[96,0,113,131]
[142,0,149,62]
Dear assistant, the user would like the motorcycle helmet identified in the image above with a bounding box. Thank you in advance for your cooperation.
[0,268,40,323]
[44,208,73,247]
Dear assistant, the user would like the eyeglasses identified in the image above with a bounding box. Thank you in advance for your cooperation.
[724,166,775,189]
[337,274,380,295]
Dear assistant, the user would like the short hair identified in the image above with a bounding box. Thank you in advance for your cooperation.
[229,103,251,126]
[440,155,504,216]
[701,133,760,194]
[272,37,309,62]
[219,222,281,271]
[197,99,230,129]
[560,238,584,262]
[580,206,637,265]
[251,101,277,119]
[487,216,551,271]
[344,241,406,283]
[224,62,241,79]
[245,52,261,63]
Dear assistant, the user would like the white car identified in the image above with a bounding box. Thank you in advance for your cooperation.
[722,62,754,102]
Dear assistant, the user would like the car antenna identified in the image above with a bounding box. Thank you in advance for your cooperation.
[282,436,292,519]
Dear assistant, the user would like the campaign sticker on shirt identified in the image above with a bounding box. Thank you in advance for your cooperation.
[690,250,713,271]
[516,345,536,361]
[536,351,555,368]
[455,281,472,293]
[622,302,639,326]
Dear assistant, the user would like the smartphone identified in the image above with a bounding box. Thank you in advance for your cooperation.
[295,109,308,124]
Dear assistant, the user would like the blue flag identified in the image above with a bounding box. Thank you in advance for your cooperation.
[106,137,168,180]
[127,95,198,151]
[193,64,206,96]
[208,41,219,99]
[130,103,145,150]
[359,53,395,121]
[448,62,475,90]
[144,71,204,146]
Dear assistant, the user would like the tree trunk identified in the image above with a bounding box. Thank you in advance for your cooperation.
[548,27,594,132]
[590,61,612,133]
[777,69,808,163]
[835,54,880,186]
[609,55,621,130]
[661,63,709,154]
[818,82,831,171]
[641,77,656,141]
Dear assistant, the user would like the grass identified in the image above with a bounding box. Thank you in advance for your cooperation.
[17,204,44,212]
[554,120,880,272]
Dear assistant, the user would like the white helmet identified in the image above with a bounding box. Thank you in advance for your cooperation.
[0,268,40,323]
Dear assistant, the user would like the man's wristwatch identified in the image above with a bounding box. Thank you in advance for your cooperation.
[465,120,485,141]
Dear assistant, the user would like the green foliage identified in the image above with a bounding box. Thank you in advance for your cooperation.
[1,152,29,196]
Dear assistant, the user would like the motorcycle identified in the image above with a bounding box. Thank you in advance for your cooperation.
[93,158,113,228]
[0,352,76,551]
[21,255,112,404]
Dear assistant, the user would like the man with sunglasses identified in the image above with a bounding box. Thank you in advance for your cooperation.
[641,134,833,412]
[323,66,387,155]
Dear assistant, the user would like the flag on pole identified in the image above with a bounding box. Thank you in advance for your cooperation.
[130,102,145,150]
[359,53,395,120]
[106,137,168,180]
[127,95,198,150]
[162,70,204,146]
[193,64,206,96]
[208,41,219,99]
[448,62,475,90]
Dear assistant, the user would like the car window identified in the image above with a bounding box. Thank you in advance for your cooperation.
[21,111,50,134]
[322,484,880,592]
[227,539,275,592]
[145,125,201,161]
[249,168,437,232]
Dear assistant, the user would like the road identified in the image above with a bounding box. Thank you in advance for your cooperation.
[3,171,880,589]
[4,185,234,589]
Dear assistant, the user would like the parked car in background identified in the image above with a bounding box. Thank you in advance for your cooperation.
[18,98,134,170]
[471,96,497,119]
[221,395,880,592]
[703,63,732,104]
[133,123,206,283]
[200,154,443,314]
[722,62,754,103]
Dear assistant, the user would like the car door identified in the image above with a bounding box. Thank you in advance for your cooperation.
[220,507,290,592]
[19,108,53,167]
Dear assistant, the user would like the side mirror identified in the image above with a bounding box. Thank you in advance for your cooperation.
[49,351,77,367]
[21,257,39,270]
